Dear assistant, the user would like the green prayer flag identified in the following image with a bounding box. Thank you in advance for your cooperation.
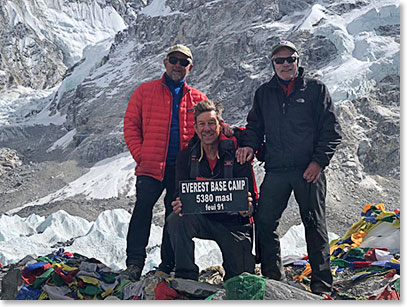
[32,268,55,289]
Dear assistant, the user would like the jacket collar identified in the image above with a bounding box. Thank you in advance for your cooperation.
[165,73,185,89]
[268,67,307,90]
[190,133,237,161]
[197,143,219,162]
[160,73,192,94]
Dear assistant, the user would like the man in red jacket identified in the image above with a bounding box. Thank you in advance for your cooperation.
[123,44,208,280]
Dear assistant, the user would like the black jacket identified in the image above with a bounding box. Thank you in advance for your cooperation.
[175,134,256,225]
[243,67,342,171]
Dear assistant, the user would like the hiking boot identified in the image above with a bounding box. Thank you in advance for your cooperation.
[121,264,142,281]
[157,263,174,275]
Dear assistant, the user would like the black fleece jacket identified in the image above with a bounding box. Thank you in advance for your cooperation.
[243,67,342,172]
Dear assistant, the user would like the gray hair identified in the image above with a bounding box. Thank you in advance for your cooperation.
[193,100,224,123]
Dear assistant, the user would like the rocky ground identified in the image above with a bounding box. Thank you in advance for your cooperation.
[0,254,399,300]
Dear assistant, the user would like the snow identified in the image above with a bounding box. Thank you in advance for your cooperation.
[280,224,339,257]
[47,129,77,152]
[7,152,137,215]
[55,38,114,105]
[296,4,328,31]
[5,0,127,65]
[2,0,398,128]
[140,0,178,17]
[0,0,126,126]
[288,0,400,103]
[0,208,338,274]
[347,4,400,35]
[0,86,63,126]
[0,0,399,127]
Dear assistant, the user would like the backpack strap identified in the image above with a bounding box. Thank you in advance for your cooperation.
[189,136,237,179]
[219,138,236,179]
[189,142,201,179]
[223,157,233,178]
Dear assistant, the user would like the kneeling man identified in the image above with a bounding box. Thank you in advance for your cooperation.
[167,100,256,281]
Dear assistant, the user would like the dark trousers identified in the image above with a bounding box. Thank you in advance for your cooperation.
[167,212,255,281]
[256,169,333,293]
[126,165,176,271]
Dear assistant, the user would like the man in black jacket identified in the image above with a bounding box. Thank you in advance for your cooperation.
[236,40,342,295]
[167,100,256,281]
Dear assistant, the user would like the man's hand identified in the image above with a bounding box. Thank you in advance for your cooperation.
[221,122,234,138]
[235,147,254,165]
[303,161,322,184]
[171,197,183,216]
[239,192,254,217]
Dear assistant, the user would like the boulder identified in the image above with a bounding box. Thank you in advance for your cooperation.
[170,278,222,299]
[0,148,22,176]
[263,279,323,300]
[0,255,35,300]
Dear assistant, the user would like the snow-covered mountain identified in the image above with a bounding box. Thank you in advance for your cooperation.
[0,0,400,269]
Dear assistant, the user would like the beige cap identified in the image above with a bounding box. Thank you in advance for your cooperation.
[166,44,193,59]
[271,40,299,56]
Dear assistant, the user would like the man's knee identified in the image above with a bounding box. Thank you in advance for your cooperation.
[167,213,198,235]
[166,212,182,232]
[303,210,318,229]
[256,213,278,231]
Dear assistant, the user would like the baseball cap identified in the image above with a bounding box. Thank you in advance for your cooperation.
[166,44,193,60]
[271,40,299,56]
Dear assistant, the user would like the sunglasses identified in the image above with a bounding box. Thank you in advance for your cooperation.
[168,56,191,67]
[273,56,298,64]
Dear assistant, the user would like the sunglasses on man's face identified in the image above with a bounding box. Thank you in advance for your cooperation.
[273,56,298,64]
[168,56,191,67]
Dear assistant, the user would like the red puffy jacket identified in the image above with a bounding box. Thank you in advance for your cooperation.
[123,74,208,181]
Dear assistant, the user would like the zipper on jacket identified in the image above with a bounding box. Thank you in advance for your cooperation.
[160,80,192,180]
[178,88,191,149]
[161,81,174,181]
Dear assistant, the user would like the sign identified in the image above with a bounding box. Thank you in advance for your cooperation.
[179,177,248,215]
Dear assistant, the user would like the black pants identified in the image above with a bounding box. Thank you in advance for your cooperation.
[167,213,255,281]
[256,169,333,293]
[126,165,176,272]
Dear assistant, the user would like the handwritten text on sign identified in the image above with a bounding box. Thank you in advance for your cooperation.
[179,177,248,215]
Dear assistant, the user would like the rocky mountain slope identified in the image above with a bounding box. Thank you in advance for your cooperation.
[0,0,400,243]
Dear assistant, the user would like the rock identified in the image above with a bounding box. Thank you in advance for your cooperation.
[198,265,225,285]
[0,0,401,291]
[210,288,227,300]
[327,1,369,15]
[0,148,22,176]
[209,272,322,300]
[0,0,67,91]
[170,278,222,299]
[263,279,323,300]
[142,274,163,300]
[0,255,36,300]
[0,267,22,300]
